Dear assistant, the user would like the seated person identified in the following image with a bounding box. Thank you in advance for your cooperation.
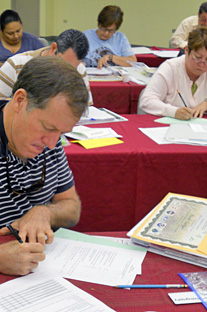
[0,56,88,275]
[170,2,207,49]
[140,27,207,120]
[83,5,136,68]
[0,9,44,65]
[0,29,93,105]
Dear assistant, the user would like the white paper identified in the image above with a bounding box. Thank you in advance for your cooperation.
[131,47,152,54]
[168,291,201,305]
[93,236,143,274]
[190,124,207,133]
[139,127,171,144]
[0,272,115,312]
[165,124,207,145]
[152,50,179,58]
[65,126,122,140]
[34,237,141,286]
[78,107,127,125]
[86,67,112,75]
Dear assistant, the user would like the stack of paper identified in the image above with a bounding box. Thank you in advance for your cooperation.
[165,124,207,145]
[78,106,128,125]
[128,193,207,267]
[86,67,122,81]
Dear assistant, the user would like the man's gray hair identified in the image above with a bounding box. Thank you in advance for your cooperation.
[12,56,88,118]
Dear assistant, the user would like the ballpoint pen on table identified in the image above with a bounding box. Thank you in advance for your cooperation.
[114,284,189,289]
[177,90,187,107]
[6,224,23,243]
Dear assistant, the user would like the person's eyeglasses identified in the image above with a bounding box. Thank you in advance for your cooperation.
[191,52,207,65]
[6,152,46,195]
[99,27,116,34]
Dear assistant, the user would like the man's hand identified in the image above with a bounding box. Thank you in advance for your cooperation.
[175,107,193,120]
[0,241,45,275]
[0,206,54,245]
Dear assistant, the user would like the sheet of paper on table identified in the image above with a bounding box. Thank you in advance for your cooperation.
[152,50,179,58]
[131,46,152,54]
[0,272,116,312]
[128,192,207,268]
[155,116,207,124]
[33,228,147,286]
[139,127,171,144]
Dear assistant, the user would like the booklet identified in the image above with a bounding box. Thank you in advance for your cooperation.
[179,271,207,309]
[128,193,207,267]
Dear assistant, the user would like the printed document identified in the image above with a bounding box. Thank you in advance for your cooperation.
[0,272,115,312]
[34,236,146,286]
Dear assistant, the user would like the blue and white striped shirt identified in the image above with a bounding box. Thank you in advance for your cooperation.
[0,139,74,228]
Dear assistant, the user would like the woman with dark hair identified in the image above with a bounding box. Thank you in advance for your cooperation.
[0,9,43,65]
[83,5,136,68]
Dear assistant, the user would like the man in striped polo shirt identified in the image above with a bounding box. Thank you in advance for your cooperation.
[0,56,88,275]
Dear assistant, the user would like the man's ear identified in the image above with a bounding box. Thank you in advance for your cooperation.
[12,89,28,113]
[185,46,189,55]
[49,42,58,55]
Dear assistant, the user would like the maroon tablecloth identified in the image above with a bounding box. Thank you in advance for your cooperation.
[90,81,145,114]
[136,48,179,67]
[64,114,207,233]
[0,232,206,312]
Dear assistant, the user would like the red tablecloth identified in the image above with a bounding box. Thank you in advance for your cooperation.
[0,232,206,312]
[135,48,179,67]
[90,81,145,114]
[64,114,207,232]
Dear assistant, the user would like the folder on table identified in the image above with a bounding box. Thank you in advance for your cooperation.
[128,193,207,267]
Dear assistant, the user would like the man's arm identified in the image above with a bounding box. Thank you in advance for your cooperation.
[0,186,81,245]
[0,241,45,275]
[0,58,18,97]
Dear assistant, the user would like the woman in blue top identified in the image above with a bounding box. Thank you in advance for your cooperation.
[84,5,136,68]
[0,9,43,66]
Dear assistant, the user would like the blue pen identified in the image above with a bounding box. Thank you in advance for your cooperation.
[7,224,23,243]
[114,284,189,289]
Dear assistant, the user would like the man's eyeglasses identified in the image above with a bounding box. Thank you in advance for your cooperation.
[191,52,207,65]
[6,152,46,195]
[99,27,116,34]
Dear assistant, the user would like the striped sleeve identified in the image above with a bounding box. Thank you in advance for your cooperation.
[0,52,33,97]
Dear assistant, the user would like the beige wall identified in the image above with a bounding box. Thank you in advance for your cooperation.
[0,0,204,48]
[0,0,11,12]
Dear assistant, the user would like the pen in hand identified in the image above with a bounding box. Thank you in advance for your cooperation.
[6,224,23,243]
[177,90,187,107]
